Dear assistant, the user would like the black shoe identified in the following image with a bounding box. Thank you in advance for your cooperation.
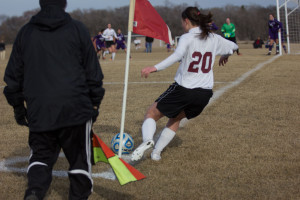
[267,52,271,55]
[276,51,279,55]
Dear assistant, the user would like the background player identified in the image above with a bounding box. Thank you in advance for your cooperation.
[92,29,106,60]
[131,7,238,162]
[221,18,241,55]
[103,23,117,60]
[116,28,127,53]
[267,14,283,55]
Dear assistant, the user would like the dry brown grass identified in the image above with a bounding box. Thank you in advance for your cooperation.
[0,44,299,200]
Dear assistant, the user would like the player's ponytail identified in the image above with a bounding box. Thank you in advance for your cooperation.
[182,7,213,39]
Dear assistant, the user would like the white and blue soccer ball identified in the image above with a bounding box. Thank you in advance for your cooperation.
[111,133,134,154]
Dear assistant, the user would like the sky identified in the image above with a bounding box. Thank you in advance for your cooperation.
[1,0,277,17]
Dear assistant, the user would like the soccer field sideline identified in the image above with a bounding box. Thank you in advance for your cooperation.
[0,55,280,182]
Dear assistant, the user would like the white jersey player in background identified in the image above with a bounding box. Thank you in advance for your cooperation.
[103,23,117,60]
[131,7,238,162]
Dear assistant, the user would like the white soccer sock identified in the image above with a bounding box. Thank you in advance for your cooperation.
[153,127,176,153]
[112,52,116,60]
[142,118,156,142]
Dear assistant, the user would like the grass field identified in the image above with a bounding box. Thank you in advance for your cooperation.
[0,43,299,200]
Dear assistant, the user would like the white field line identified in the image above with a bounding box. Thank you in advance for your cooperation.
[209,55,280,104]
[0,153,117,180]
[0,56,280,181]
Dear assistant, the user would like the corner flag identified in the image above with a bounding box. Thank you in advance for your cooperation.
[92,132,146,185]
[133,0,173,45]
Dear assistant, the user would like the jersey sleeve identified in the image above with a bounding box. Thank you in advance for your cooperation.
[154,34,189,71]
[215,34,238,56]
[102,29,109,38]
[232,24,236,33]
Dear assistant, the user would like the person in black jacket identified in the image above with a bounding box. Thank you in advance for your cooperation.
[3,0,105,199]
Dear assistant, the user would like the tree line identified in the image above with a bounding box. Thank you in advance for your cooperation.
[0,4,277,44]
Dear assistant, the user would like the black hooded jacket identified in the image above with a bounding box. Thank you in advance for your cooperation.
[3,5,105,132]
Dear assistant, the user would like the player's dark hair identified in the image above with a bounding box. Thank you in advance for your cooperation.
[182,7,213,39]
[100,29,105,33]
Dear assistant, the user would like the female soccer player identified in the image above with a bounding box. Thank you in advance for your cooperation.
[116,29,127,53]
[267,14,283,55]
[131,7,238,162]
[103,23,117,60]
[92,29,106,59]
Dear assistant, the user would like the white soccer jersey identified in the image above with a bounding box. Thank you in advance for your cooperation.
[103,28,117,41]
[154,27,238,89]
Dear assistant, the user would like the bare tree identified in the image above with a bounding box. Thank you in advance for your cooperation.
[0,5,276,43]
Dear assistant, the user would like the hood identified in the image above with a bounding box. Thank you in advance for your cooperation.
[30,5,71,31]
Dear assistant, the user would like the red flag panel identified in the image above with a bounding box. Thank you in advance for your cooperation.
[133,0,172,44]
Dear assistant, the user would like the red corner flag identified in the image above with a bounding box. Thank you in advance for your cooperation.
[133,0,173,45]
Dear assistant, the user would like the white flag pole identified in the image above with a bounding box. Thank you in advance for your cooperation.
[276,0,282,55]
[118,0,136,158]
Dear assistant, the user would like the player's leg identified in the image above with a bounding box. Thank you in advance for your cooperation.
[59,120,93,200]
[275,38,279,54]
[152,87,213,161]
[151,111,186,161]
[131,102,164,161]
[111,44,116,60]
[24,131,61,200]
[268,39,274,55]
[101,47,106,60]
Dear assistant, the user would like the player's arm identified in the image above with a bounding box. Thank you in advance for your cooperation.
[215,35,238,66]
[142,35,189,78]
[102,29,110,39]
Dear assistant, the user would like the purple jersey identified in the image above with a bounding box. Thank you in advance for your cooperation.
[269,19,282,33]
[93,34,105,50]
[116,33,125,45]
[268,19,282,40]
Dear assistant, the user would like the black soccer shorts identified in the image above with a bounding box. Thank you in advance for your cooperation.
[106,41,115,48]
[155,82,213,119]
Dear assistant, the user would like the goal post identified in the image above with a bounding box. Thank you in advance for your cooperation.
[277,0,300,54]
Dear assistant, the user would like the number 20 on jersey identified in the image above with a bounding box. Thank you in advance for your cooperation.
[188,52,212,73]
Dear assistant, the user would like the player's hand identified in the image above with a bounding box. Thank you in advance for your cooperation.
[141,66,157,78]
[219,56,229,66]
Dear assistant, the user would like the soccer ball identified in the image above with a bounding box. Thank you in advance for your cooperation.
[111,133,134,154]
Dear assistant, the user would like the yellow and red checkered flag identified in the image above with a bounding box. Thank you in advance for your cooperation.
[92,132,146,185]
